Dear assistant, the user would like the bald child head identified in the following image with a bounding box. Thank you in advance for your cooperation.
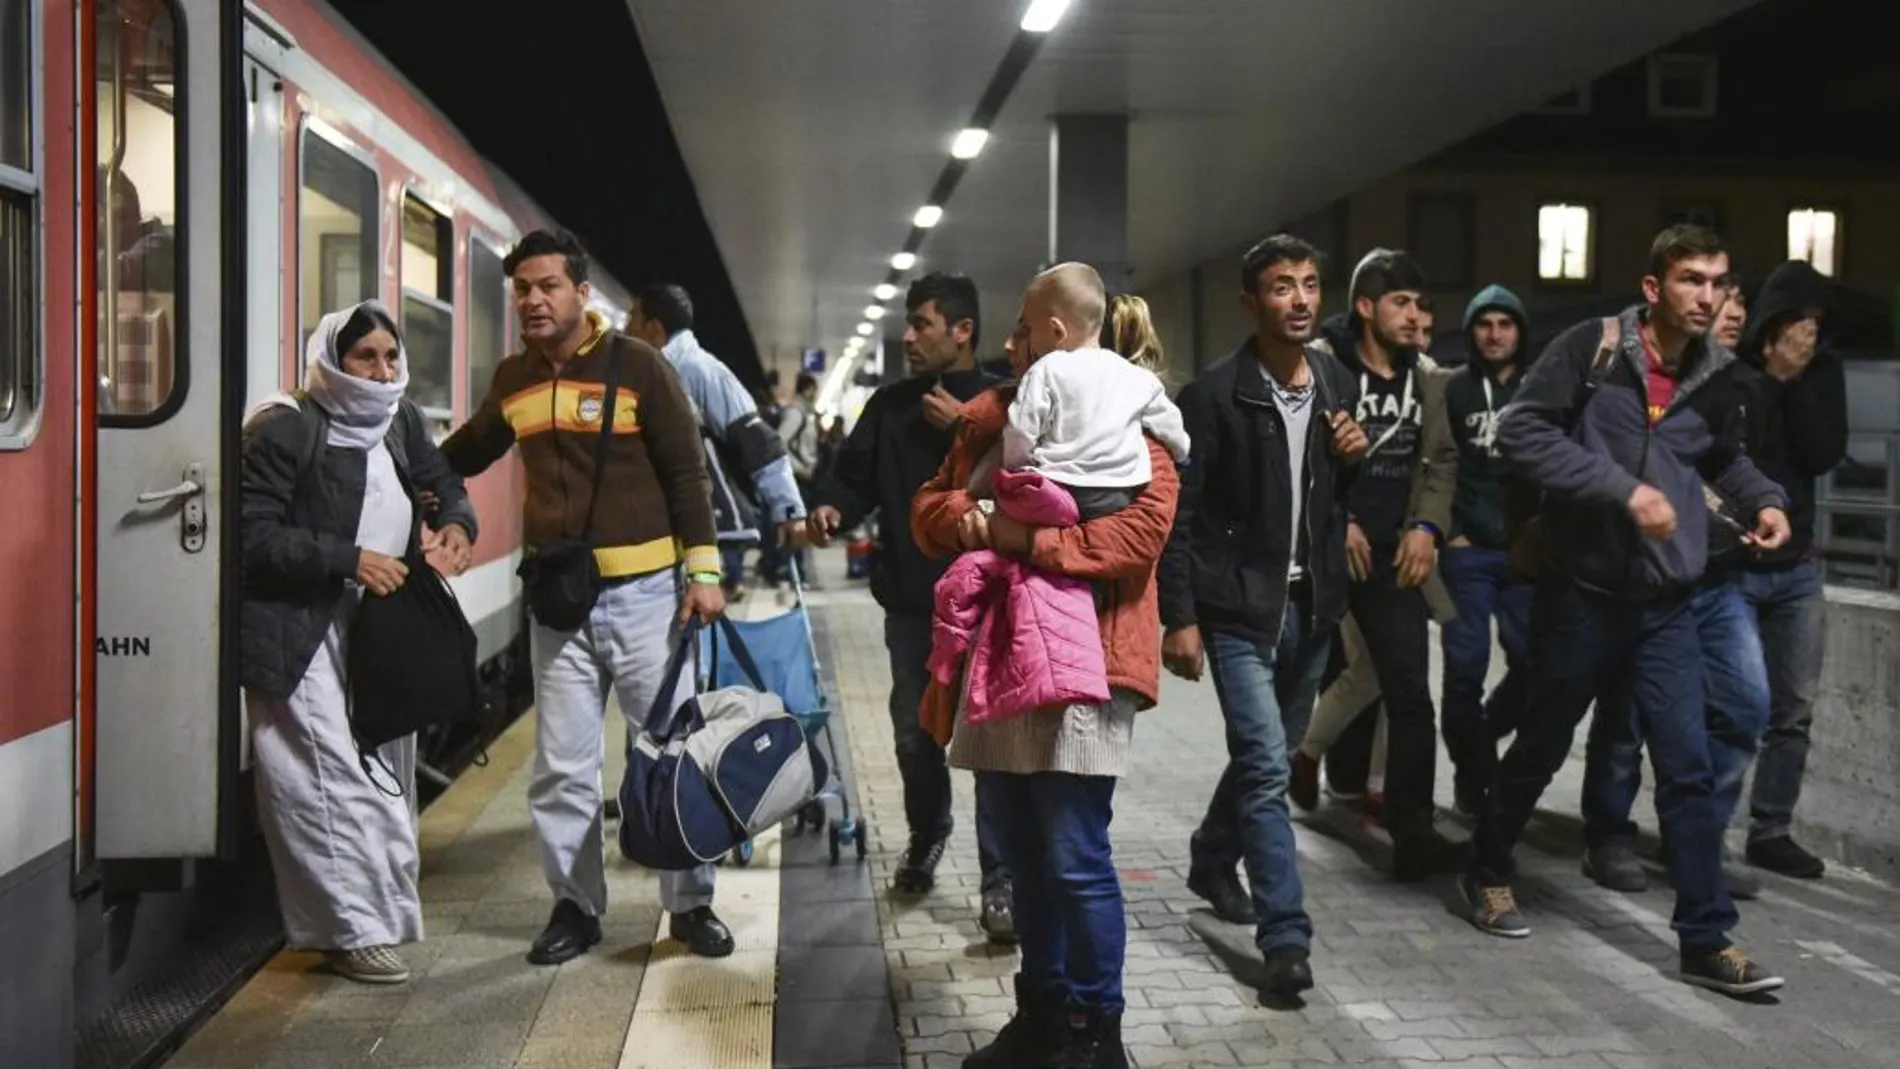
[1029,262,1107,347]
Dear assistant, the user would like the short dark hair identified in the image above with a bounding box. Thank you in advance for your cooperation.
[1647,224,1726,280]
[905,271,981,350]
[1350,249,1427,307]
[1240,234,1323,294]
[504,228,589,285]
[633,283,694,335]
[336,304,401,355]
[795,372,818,395]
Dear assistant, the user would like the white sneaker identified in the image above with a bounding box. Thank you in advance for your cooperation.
[325,945,410,984]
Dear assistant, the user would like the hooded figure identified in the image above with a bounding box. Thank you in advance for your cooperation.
[1444,285,1531,549]
[238,300,477,985]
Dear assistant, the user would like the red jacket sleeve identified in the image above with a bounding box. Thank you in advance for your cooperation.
[911,442,978,560]
[1028,436,1179,581]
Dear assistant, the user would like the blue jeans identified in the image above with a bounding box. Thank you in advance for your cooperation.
[1438,546,1534,795]
[1190,598,1333,952]
[885,614,1007,889]
[1473,577,1736,951]
[1740,559,1828,844]
[1580,576,1770,850]
[975,771,1124,1010]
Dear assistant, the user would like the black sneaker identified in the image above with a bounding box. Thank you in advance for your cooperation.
[1258,944,1314,1000]
[669,906,735,958]
[965,974,1068,1069]
[1460,874,1530,938]
[892,836,947,895]
[1053,1006,1127,1069]
[1288,751,1320,812]
[527,899,602,965]
[1582,841,1648,892]
[980,884,1018,946]
[1186,866,1256,925]
[1747,836,1826,879]
[1681,945,1785,996]
[1391,827,1468,883]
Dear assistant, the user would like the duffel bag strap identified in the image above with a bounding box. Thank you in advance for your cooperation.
[706,615,768,692]
[642,615,772,738]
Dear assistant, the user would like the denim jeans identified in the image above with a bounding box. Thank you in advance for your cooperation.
[1472,577,1736,951]
[1579,576,1770,851]
[885,613,1007,890]
[975,771,1123,1010]
[1437,546,1534,795]
[1739,559,1828,844]
[1191,595,1333,952]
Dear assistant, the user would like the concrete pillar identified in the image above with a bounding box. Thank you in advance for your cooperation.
[1048,113,1131,291]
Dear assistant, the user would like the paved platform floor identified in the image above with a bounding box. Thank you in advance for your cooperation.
[166,550,1900,1068]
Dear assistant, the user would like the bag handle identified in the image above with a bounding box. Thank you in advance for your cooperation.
[642,614,768,737]
[578,346,627,544]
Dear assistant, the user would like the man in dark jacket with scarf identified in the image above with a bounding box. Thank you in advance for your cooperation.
[1438,285,1534,815]
[806,272,1014,941]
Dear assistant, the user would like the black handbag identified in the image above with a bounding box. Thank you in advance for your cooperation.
[518,348,625,631]
[348,555,483,756]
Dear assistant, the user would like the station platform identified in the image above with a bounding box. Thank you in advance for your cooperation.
[166,551,1900,1069]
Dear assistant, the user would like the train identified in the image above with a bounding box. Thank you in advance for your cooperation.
[0,1,629,1064]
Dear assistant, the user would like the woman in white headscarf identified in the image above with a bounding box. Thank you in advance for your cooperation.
[238,300,478,984]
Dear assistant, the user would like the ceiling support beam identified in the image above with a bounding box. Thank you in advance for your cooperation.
[1049,113,1131,291]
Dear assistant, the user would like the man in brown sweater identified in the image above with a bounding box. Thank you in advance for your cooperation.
[443,229,732,962]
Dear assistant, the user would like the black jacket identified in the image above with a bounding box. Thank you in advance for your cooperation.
[1498,306,1784,599]
[1445,285,1530,549]
[1159,341,1360,645]
[1716,260,1847,569]
[814,366,1000,617]
[240,399,478,699]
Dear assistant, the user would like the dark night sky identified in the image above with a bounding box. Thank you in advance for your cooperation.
[327,0,767,390]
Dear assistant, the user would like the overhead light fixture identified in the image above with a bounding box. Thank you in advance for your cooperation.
[856,322,874,337]
[864,304,887,319]
[873,282,898,301]
[914,205,943,228]
[1021,0,1072,32]
[951,128,990,159]
[891,252,917,270]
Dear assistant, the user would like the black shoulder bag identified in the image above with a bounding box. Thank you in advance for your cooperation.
[518,348,625,631]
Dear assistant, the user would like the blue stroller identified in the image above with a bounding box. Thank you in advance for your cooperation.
[701,551,868,865]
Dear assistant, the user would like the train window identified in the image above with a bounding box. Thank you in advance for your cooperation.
[400,195,452,419]
[299,127,378,360]
[466,236,506,410]
[1,0,27,171]
[0,0,36,447]
[97,0,183,423]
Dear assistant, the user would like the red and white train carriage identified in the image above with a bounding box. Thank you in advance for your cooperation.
[0,1,623,1061]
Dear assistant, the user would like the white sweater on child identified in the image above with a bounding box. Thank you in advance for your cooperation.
[1003,347,1192,487]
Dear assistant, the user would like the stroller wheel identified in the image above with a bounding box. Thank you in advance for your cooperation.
[853,820,868,860]
[732,839,754,867]
[828,819,842,864]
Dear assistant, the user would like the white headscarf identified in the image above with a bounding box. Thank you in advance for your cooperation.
[244,300,410,449]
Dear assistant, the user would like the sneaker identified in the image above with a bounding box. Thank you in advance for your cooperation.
[892,836,947,895]
[1258,944,1314,1000]
[1460,874,1530,938]
[980,885,1018,946]
[1681,944,1785,996]
[1582,841,1648,893]
[1186,865,1257,926]
[325,945,409,985]
[1391,827,1467,882]
[1288,751,1320,812]
[528,899,603,965]
[965,974,1068,1068]
[669,906,735,958]
[1747,836,1826,879]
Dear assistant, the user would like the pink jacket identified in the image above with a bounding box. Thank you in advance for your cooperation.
[927,469,1112,726]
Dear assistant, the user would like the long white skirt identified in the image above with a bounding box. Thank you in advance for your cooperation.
[248,606,422,951]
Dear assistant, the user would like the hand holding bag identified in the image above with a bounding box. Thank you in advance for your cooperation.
[518,349,625,631]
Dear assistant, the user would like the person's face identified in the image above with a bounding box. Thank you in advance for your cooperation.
[902,299,970,375]
[1415,309,1435,350]
[511,254,590,346]
[625,299,669,349]
[1004,284,1066,378]
[1472,310,1521,367]
[1357,289,1422,350]
[1713,290,1747,349]
[1240,258,1321,346]
[340,328,402,383]
[1643,252,1730,339]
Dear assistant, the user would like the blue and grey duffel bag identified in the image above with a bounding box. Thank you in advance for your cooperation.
[617,615,827,870]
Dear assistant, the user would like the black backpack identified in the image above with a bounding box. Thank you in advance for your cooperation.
[1502,317,1621,579]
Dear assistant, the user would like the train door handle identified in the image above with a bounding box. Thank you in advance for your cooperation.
[137,463,208,554]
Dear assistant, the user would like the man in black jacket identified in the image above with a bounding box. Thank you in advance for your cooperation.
[1162,233,1368,999]
[1470,225,1791,997]
[807,272,1014,941]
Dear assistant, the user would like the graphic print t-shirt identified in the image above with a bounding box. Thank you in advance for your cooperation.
[1348,367,1422,546]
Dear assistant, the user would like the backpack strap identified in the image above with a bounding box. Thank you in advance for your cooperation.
[1588,316,1621,385]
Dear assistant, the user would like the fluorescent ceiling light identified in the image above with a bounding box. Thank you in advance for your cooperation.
[873,282,898,301]
[1021,0,1071,32]
[856,322,874,336]
[891,252,917,270]
[951,128,990,159]
[864,304,887,319]
[914,205,943,228]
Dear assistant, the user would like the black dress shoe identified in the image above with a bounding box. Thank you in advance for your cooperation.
[1259,944,1314,1000]
[1186,865,1257,926]
[670,906,736,958]
[528,899,602,966]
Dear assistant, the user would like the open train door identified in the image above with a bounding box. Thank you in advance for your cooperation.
[90,0,239,862]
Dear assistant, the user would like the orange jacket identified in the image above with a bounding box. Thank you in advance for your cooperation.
[909,387,1179,747]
